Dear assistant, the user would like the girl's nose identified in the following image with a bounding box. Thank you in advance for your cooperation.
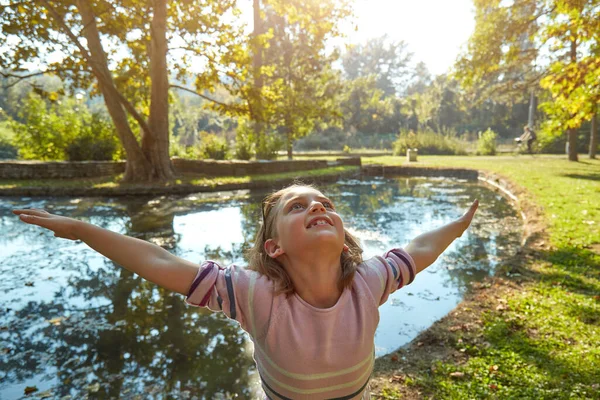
[310,202,326,213]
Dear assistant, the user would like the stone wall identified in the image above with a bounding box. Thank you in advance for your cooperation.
[0,157,361,180]
[0,160,126,179]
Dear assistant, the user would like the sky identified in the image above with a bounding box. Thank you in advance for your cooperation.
[344,0,476,76]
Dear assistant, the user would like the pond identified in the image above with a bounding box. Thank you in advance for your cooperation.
[0,177,522,399]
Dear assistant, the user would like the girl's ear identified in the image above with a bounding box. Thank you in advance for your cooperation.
[264,239,285,258]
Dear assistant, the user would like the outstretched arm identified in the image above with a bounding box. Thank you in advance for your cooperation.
[13,208,199,295]
[405,200,479,274]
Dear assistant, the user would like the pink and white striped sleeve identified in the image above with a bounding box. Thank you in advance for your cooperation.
[185,261,253,331]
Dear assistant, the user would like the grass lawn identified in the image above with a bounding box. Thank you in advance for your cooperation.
[369,154,600,399]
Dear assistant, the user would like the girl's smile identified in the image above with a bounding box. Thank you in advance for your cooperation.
[269,187,346,258]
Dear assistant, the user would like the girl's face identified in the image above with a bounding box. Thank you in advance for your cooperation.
[268,187,345,258]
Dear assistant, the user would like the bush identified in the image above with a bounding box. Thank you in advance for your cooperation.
[477,128,497,155]
[234,121,255,160]
[393,129,466,156]
[0,121,18,159]
[65,114,119,161]
[255,130,282,160]
[199,132,229,160]
[10,93,121,161]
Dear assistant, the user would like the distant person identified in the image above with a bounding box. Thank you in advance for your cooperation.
[515,126,536,154]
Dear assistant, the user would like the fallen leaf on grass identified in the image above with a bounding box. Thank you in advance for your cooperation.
[449,372,465,379]
[389,374,406,383]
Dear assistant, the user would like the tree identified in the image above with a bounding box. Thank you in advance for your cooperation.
[455,0,600,161]
[259,0,351,159]
[538,1,600,160]
[340,76,400,134]
[342,35,413,96]
[405,61,432,96]
[0,0,241,181]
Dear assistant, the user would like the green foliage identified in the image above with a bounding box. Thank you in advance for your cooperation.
[234,120,255,160]
[342,35,412,96]
[65,114,119,161]
[0,121,18,159]
[10,93,120,161]
[255,130,283,161]
[340,76,400,134]
[392,130,467,156]
[169,136,199,159]
[477,128,497,155]
[198,132,229,160]
[455,0,600,154]
[224,0,351,158]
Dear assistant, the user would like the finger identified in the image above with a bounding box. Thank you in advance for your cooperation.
[462,200,479,218]
[13,209,51,217]
[18,214,50,229]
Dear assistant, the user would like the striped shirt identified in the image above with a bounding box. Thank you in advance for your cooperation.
[186,248,417,399]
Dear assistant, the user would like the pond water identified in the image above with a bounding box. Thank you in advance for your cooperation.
[0,177,522,399]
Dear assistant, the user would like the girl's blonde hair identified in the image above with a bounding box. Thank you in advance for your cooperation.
[247,183,363,296]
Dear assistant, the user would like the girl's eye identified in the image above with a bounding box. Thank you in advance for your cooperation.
[323,202,334,210]
[291,203,305,211]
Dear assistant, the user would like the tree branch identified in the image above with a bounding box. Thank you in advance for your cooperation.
[0,68,88,89]
[170,84,246,113]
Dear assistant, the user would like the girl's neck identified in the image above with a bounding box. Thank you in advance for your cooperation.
[282,253,343,309]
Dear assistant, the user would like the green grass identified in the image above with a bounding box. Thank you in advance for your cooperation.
[0,165,359,190]
[372,154,600,399]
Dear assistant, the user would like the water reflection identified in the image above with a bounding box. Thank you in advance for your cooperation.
[0,177,521,399]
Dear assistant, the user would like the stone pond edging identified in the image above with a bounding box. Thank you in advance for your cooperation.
[0,157,361,180]
[0,161,531,214]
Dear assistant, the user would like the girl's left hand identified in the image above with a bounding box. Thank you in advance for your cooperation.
[456,200,478,236]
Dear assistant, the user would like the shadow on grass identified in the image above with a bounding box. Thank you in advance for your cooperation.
[388,242,600,397]
[560,173,600,181]
[477,244,600,388]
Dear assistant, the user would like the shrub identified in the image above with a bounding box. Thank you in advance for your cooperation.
[393,129,466,156]
[477,128,497,155]
[234,121,255,160]
[0,121,18,159]
[199,132,229,160]
[65,114,120,161]
[10,93,120,161]
[255,131,282,160]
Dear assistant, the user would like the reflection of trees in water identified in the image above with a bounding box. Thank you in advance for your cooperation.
[0,198,256,399]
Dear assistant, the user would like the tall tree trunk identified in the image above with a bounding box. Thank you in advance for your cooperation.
[252,0,265,158]
[77,0,153,181]
[590,107,597,159]
[286,116,293,160]
[146,0,174,180]
[567,38,578,161]
[567,128,578,161]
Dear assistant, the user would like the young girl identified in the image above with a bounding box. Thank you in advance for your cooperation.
[13,183,478,400]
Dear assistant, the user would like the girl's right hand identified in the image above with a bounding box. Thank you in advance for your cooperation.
[12,208,79,241]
